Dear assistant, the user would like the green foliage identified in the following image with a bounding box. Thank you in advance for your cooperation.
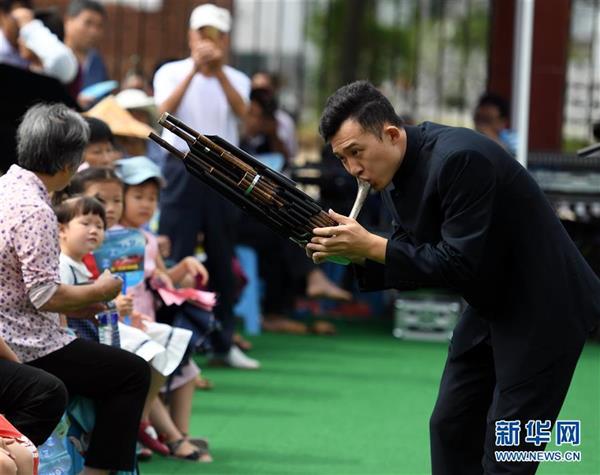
[563,136,591,153]
[450,4,489,53]
[308,0,416,108]
[307,0,490,113]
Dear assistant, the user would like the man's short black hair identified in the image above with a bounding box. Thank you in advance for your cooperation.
[476,92,510,120]
[66,0,106,18]
[319,80,402,143]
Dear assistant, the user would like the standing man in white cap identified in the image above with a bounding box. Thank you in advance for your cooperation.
[153,4,259,369]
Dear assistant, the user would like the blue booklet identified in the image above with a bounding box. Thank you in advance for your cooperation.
[92,228,146,290]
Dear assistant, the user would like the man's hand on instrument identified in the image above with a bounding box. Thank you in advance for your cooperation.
[307,210,371,265]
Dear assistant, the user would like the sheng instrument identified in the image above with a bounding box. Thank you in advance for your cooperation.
[149,113,371,265]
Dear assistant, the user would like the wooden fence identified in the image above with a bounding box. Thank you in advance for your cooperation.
[35,0,233,85]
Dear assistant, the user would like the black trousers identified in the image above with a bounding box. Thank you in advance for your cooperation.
[237,216,315,314]
[160,186,240,353]
[0,359,67,445]
[28,339,150,471]
[429,339,583,475]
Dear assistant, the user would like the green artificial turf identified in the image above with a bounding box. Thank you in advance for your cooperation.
[141,321,599,475]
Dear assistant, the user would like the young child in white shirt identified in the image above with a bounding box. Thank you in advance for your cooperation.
[61,168,211,462]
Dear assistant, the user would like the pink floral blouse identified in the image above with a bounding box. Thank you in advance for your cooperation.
[0,165,75,362]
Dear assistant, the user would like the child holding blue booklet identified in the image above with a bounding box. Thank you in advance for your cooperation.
[62,167,211,462]
[116,156,260,370]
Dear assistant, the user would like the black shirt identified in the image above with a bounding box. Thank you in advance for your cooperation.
[356,122,600,386]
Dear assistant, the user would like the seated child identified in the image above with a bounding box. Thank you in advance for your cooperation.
[55,196,116,340]
[116,156,260,370]
[80,117,118,169]
[115,158,225,448]
[62,168,211,462]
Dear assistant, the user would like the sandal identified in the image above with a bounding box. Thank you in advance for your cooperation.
[166,438,212,463]
[182,433,209,451]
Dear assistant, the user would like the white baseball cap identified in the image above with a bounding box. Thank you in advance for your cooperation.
[189,4,231,33]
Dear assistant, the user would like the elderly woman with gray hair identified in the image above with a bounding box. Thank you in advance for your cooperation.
[0,103,150,474]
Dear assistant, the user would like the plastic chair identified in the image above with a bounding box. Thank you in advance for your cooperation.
[234,245,261,335]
